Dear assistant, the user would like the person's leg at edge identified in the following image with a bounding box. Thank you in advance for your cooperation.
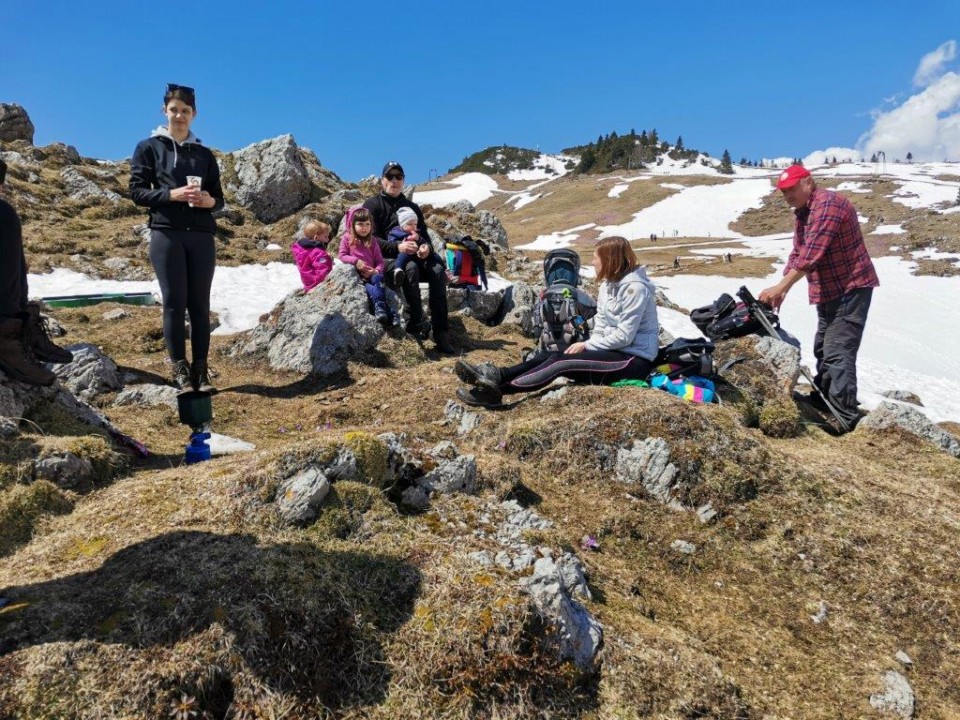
[365,274,388,318]
[501,350,652,394]
[149,230,189,362]
[818,288,872,426]
[400,261,428,336]
[184,233,216,364]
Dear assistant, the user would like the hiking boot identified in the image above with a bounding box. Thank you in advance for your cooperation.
[456,385,503,408]
[22,302,73,364]
[434,332,457,355]
[392,266,406,288]
[454,359,501,390]
[191,360,217,394]
[391,314,403,328]
[0,316,56,387]
[406,319,431,341]
[793,389,830,413]
[172,359,192,391]
[823,414,855,436]
[374,307,390,327]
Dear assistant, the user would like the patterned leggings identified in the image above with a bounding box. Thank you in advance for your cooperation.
[499,350,653,395]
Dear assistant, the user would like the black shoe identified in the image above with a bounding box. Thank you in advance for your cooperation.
[172,359,192,391]
[434,332,457,355]
[0,316,57,386]
[392,266,406,287]
[454,359,501,390]
[22,302,73,364]
[191,360,217,393]
[406,319,431,341]
[456,386,503,408]
[374,307,390,327]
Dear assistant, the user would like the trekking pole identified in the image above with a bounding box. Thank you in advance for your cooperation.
[735,286,850,433]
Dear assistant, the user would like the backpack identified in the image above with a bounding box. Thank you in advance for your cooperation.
[531,249,597,353]
[445,235,489,289]
[653,337,716,379]
[690,292,778,341]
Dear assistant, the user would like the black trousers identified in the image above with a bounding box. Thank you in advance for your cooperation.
[385,255,449,333]
[499,350,653,395]
[0,208,27,318]
[813,287,873,424]
[149,229,216,364]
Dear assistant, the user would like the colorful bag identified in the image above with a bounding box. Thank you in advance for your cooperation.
[649,373,716,403]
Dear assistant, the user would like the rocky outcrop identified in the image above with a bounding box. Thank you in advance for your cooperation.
[0,103,34,144]
[231,263,395,377]
[59,167,121,204]
[229,134,314,223]
[113,383,178,410]
[53,344,123,402]
[869,670,915,719]
[478,209,509,248]
[498,281,539,333]
[860,401,960,458]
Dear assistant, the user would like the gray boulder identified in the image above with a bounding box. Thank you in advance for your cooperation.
[869,670,914,719]
[0,369,59,422]
[753,335,801,393]
[378,432,424,487]
[616,438,684,510]
[212,203,245,225]
[447,286,504,323]
[231,263,391,377]
[478,209,509,248]
[229,134,313,223]
[59,167,121,204]
[881,390,924,406]
[0,150,41,172]
[444,400,481,435]
[35,452,93,489]
[860,401,960,458]
[275,448,361,526]
[418,444,477,494]
[53,343,123,402]
[521,555,603,671]
[0,103,34,143]
[113,383,178,410]
[499,281,539,334]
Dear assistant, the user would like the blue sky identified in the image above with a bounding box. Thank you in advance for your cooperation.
[4,0,960,182]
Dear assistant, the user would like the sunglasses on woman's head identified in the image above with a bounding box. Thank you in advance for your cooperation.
[167,83,195,95]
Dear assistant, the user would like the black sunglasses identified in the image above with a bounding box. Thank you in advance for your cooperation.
[386,173,404,181]
[167,83,195,95]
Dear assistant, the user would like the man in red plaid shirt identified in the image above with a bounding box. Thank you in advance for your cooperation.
[760,164,879,433]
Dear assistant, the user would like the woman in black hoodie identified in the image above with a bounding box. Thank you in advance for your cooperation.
[129,84,224,392]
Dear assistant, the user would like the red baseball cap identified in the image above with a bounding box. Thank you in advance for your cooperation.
[776,164,811,189]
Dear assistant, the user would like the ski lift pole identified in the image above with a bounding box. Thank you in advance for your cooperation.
[735,286,850,432]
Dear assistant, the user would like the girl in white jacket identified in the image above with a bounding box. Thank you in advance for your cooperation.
[456,236,660,407]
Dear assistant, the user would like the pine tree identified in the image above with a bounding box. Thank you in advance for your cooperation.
[907,152,913,162]
[870,153,878,163]
[675,135,684,151]
[639,130,648,146]
[719,149,734,174]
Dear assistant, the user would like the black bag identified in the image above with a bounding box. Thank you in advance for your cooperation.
[654,337,716,378]
[690,292,777,341]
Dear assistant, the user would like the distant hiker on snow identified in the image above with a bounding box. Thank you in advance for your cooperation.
[291,220,333,292]
[338,206,401,328]
[0,158,74,386]
[362,161,455,355]
[129,83,224,393]
[759,164,879,433]
[455,236,659,407]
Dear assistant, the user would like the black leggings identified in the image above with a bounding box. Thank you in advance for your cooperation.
[499,350,653,395]
[149,229,216,363]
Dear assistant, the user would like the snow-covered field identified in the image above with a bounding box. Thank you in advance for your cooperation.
[28,157,960,423]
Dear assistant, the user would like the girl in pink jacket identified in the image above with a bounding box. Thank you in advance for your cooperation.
[338,206,400,327]
[291,221,333,292]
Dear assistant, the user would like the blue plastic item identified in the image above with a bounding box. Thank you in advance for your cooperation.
[185,431,212,464]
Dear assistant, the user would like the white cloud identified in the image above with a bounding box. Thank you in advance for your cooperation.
[913,40,956,87]
[858,71,960,161]
[803,147,862,165]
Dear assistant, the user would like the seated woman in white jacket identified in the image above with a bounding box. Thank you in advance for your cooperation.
[456,236,660,407]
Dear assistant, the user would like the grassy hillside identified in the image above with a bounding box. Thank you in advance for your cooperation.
[450,146,546,175]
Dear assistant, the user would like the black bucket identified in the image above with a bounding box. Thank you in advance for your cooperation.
[177,390,213,427]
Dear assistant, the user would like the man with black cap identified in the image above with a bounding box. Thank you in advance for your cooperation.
[759,164,879,433]
[0,158,73,386]
[362,161,455,354]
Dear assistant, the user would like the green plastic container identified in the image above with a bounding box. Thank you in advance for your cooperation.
[41,292,156,309]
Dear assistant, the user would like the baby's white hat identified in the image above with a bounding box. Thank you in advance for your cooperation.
[397,207,418,227]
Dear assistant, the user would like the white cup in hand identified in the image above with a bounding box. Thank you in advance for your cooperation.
[186,175,202,207]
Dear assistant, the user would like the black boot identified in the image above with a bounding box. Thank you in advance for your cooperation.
[454,359,501,390]
[22,302,73,364]
[456,385,503,408]
[434,331,456,355]
[0,316,56,387]
[172,359,192,391]
[191,360,217,393]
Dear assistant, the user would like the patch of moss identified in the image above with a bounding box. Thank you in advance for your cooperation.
[0,481,73,555]
[759,399,802,438]
[309,481,377,540]
[64,535,110,561]
[0,437,38,490]
[63,435,129,485]
[342,431,388,487]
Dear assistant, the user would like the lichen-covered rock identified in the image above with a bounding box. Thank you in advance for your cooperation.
[0,103,34,143]
[615,437,683,510]
[53,343,123,402]
[59,167,121,204]
[229,134,313,223]
[231,264,391,377]
[444,400,481,435]
[520,555,603,671]
[418,450,477,495]
[447,286,503,323]
[0,369,59,420]
[860,401,960,457]
[869,670,915,719]
[276,466,333,526]
[881,390,924,407]
[499,281,539,333]
[753,335,801,393]
[34,452,93,489]
[478,209,508,248]
[112,383,178,410]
